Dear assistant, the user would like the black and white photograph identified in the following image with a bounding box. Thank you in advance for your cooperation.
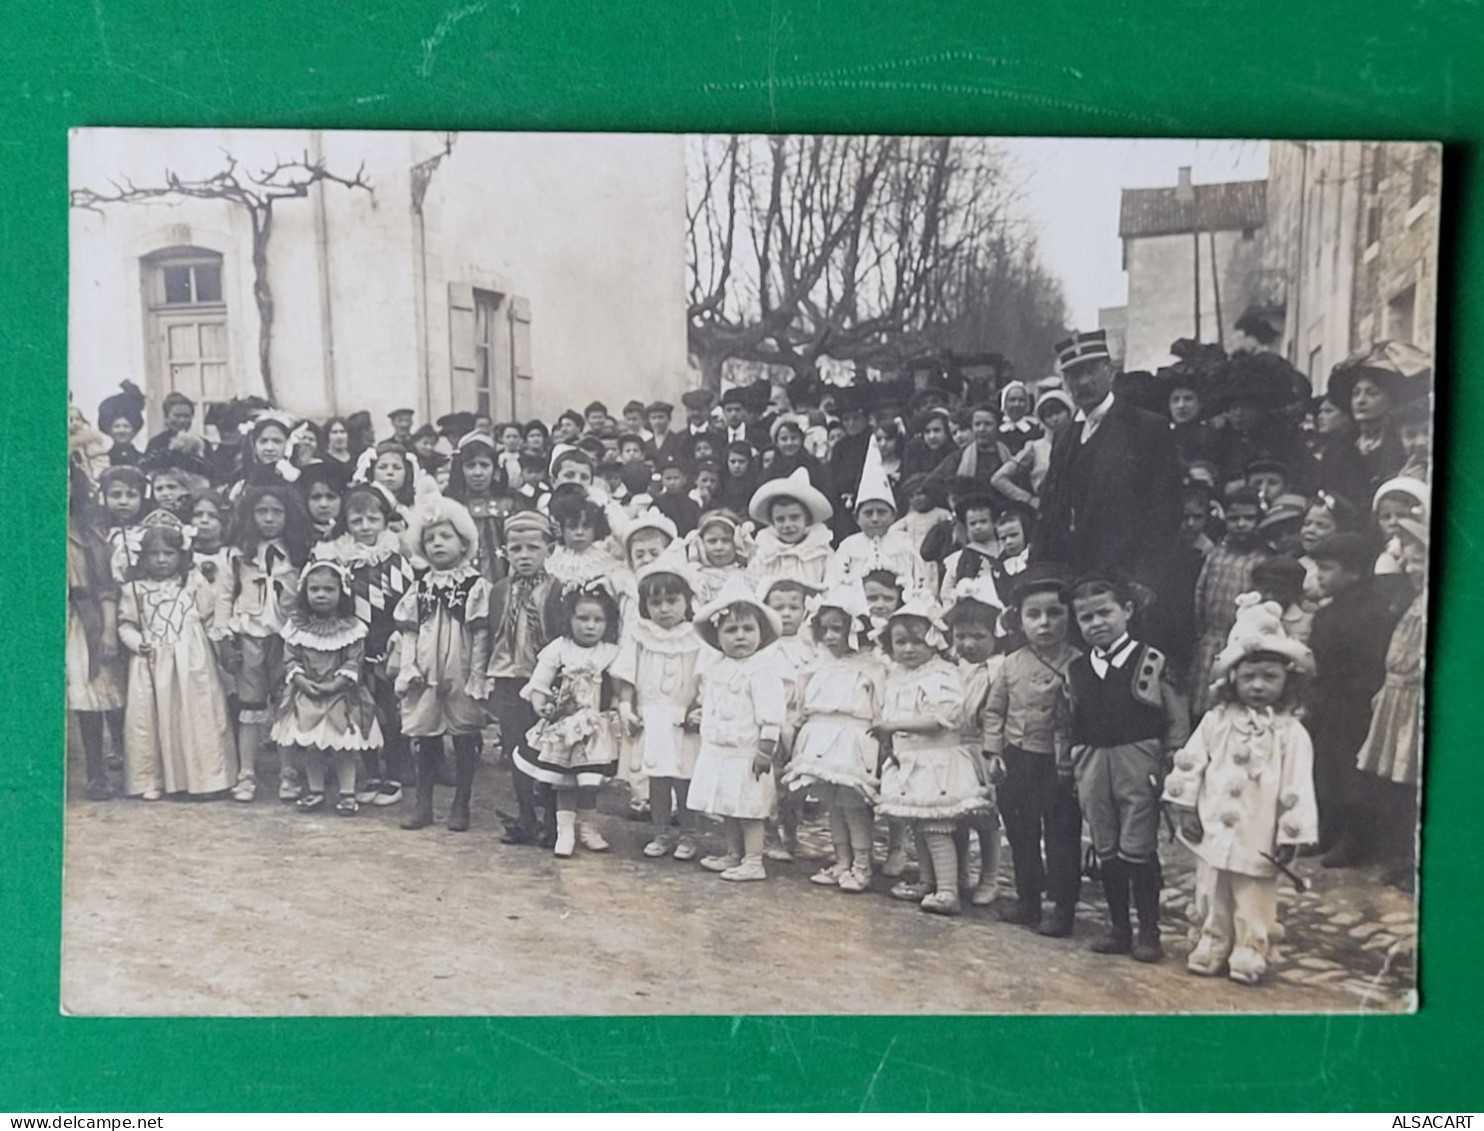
[63,129,1437,1016]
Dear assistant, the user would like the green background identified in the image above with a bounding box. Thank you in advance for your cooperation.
[3,0,1479,1111]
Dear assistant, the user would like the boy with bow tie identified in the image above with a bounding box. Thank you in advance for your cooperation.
[1067,570,1189,963]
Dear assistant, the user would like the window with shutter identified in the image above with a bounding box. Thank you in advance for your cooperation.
[141,247,232,416]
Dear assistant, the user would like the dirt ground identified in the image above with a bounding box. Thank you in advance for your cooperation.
[60,744,1414,1017]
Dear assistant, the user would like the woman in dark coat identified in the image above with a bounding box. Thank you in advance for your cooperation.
[1324,340,1428,506]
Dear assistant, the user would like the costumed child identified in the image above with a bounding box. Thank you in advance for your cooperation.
[686,576,787,882]
[272,561,383,815]
[546,493,623,592]
[612,512,680,818]
[394,491,492,832]
[687,509,748,604]
[354,439,419,530]
[230,413,301,499]
[186,489,235,669]
[1162,593,1318,985]
[517,580,623,857]
[99,464,151,584]
[891,475,952,550]
[744,466,836,591]
[875,593,989,915]
[937,494,1003,605]
[992,506,1032,579]
[447,428,508,587]
[297,462,346,544]
[213,484,312,803]
[1067,571,1190,962]
[942,576,1007,908]
[613,557,713,861]
[834,437,927,589]
[67,462,126,800]
[760,576,824,865]
[314,484,417,807]
[484,509,566,846]
[982,563,1083,936]
[1353,516,1428,891]
[117,523,237,799]
[860,566,911,877]
[781,579,884,892]
[1189,486,1270,715]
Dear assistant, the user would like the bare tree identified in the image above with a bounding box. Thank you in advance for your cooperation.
[71,152,373,404]
[686,134,1067,386]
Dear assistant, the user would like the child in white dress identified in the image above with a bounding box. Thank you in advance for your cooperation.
[687,510,748,604]
[687,576,787,882]
[760,576,823,864]
[1163,593,1319,985]
[782,579,885,892]
[875,593,992,915]
[519,582,623,857]
[613,558,714,861]
[744,467,837,591]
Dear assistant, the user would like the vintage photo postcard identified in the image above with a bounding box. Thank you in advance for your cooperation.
[63,130,1436,1015]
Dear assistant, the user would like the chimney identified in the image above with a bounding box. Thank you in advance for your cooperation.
[1175,165,1194,203]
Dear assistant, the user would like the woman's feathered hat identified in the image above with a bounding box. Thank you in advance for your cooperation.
[97,381,146,431]
[1328,340,1431,412]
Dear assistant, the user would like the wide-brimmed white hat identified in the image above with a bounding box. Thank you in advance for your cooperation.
[747,466,833,525]
[693,574,783,650]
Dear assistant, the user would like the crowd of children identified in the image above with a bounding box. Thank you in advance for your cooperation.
[65,330,1432,988]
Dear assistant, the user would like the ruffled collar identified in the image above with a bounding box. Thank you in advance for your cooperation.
[632,618,704,653]
[423,563,479,589]
[754,524,833,560]
[281,614,367,650]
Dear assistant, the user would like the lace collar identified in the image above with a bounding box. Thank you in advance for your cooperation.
[281,614,367,650]
[324,531,403,568]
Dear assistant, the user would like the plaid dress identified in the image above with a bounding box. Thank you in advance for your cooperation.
[1189,541,1271,715]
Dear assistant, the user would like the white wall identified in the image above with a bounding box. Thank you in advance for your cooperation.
[421,132,690,423]
[69,129,690,434]
[1123,227,1266,373]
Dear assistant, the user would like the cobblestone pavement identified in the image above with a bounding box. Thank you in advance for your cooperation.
[62,742,1415,1015]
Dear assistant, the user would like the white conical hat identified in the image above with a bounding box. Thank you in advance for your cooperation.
[854,435,896,513]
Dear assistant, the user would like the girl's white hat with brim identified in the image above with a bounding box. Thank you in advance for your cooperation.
[635,547,701,591]
[1371,475,1430,518]
[1209,591,1315,684]
[884,588,949,649]
[692,574,782,649]
[747,466,833,525]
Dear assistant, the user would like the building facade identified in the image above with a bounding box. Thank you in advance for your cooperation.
[1260,141,1440,395]
[69,130,690,432]
[1117,169,1267,373]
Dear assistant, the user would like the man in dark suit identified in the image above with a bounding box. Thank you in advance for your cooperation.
[644,401,691,466]
[719,386,771,452]
[1035,330,1181,588]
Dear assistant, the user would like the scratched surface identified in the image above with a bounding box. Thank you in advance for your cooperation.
[3,0,1482,1112]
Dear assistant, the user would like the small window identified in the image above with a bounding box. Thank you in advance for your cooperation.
[155,260,223,307]
[472,289,499,419]
[1240,227,1255,241]
[1308,345,1323,383]
[1388,285,1417,343]
[1370,146,1385,193]
[1409,155,1428,206]
[1366,204,1382,248]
